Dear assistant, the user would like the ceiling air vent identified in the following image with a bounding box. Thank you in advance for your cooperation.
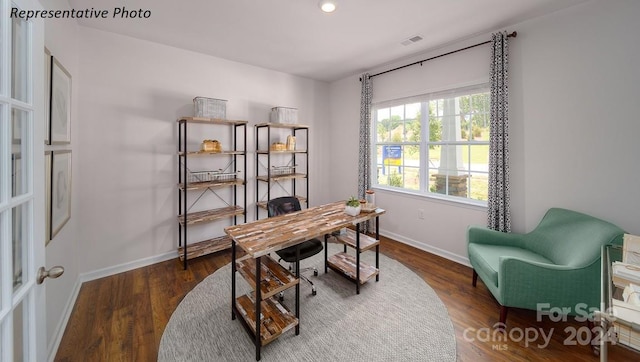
[401,35,424,46]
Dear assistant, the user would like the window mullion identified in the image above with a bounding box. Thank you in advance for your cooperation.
[420,101,429,192]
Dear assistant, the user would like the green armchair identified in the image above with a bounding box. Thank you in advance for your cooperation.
[467,208,623,325]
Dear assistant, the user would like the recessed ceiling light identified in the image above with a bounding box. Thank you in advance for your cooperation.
[319,0,337,13]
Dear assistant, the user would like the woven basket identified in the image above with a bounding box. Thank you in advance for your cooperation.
[194,97,227,119]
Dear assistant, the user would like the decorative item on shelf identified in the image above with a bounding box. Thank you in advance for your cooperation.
[201,139,221,153]
[344,196,361,216]
[270,142,286,151]
[362,189,376,212]
[286,135,296,151]
[194,97,227,119]
[187,169,240,184]
[270,106,298,124]
[271,165,297,176]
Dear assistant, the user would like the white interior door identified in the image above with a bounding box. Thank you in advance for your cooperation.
[1,0,47,361]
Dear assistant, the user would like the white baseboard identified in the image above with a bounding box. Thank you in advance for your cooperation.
[80,251,177,283]
[47,276,81,362]
[47,250,178,361]
[380,228,471,267]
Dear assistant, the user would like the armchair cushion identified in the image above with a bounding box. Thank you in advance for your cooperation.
[468,244,553,288]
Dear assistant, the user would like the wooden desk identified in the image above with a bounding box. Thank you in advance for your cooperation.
[225,201,385,361]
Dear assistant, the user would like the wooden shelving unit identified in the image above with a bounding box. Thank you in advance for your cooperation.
[326,224,381,293]
[333,228,380,252]
[177,235,231,261]
[255,123,309,218]
[177,206,244,226]
[235,295,298,346]
[233,254,300,357]
[327,252,379,284]
[236,256,299,299]
[177,117,247,269]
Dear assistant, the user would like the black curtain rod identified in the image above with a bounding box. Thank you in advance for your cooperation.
[360,31,517,81]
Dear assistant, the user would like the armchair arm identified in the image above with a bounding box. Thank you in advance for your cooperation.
[467,225,525,247]
[498,257,601,314]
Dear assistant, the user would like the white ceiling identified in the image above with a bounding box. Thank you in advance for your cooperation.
[67,0,588,82]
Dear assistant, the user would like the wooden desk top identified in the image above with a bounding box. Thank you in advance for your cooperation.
[225,201,385,258]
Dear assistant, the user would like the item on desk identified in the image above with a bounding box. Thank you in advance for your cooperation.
[362,190,376,212]
[365,190,375,206]
[612,261,640,288]
[623,233,640,265]
[345,196,361,216]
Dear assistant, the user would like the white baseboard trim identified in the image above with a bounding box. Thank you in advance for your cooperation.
[80,251,177,283]
[47,276,81,362]
[47,250,178,361]
[380,228,471,267]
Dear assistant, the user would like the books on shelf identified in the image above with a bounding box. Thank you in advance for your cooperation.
[612,285,640,350]
[612,261,640,288]
[623,233,640,265]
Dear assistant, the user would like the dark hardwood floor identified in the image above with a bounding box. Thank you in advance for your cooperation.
[54,237,637,361]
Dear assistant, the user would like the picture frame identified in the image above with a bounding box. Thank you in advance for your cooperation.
[45,47,52,145]
[50,57,71,144]
[45,151,52,245]
[51,150,71,238]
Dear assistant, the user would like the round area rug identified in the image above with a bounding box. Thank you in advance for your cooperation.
[159,243,456,361]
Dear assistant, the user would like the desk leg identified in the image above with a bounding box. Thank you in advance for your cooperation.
[356,223,361,295]
[295,245,300,335]
[231,240,236,320]
[255,256,261,361]
[376,215,380,282]
[324,234,328,274]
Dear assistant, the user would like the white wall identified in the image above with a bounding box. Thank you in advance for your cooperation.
[41,0,80,357]
[329,0,640,263]
[515,0,640,232]
[75,28,331,274]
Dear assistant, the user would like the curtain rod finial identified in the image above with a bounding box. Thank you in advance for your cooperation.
[509,31,517,38]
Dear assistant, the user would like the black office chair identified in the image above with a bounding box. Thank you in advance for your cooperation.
[267,196,323,297]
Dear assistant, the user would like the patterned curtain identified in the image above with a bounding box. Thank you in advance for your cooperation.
[359,73,373,233]
[487,32,511,232]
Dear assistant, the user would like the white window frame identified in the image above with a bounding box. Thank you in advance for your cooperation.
[371,83,490,207]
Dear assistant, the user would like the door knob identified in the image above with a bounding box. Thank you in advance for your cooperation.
[37,266,64,284]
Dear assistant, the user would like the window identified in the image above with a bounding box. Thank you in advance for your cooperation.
[372,84,490,204]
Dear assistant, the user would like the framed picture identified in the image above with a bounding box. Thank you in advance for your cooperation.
[51,150,71,238]
[45,151,52,245]
[45,47,52,145]
[50,57,71,144]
